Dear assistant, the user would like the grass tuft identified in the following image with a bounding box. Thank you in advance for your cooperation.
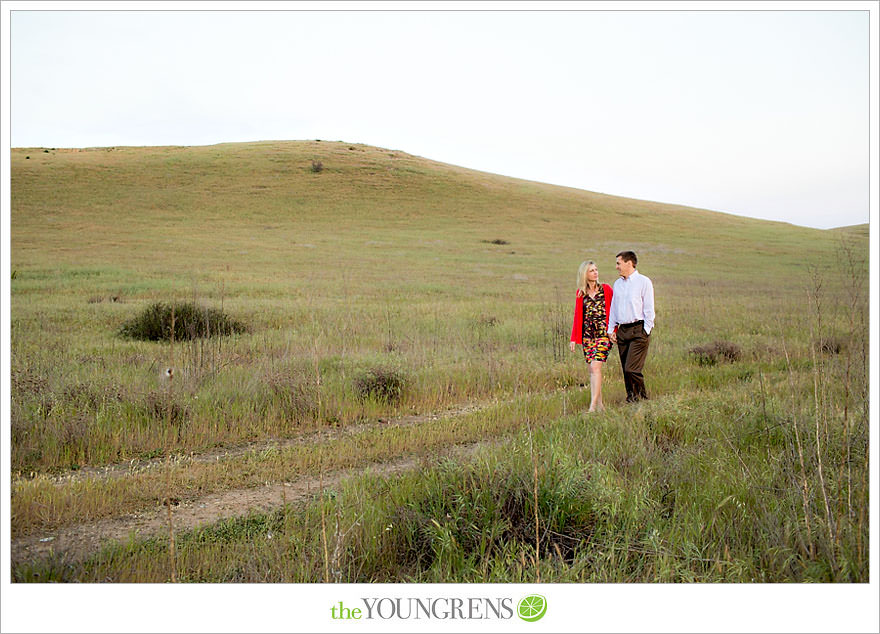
[689,341,742,366]
[353,367,406,403]
[815,336,846,356]
[118,301,246,342]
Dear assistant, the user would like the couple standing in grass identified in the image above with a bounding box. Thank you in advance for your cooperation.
[569,251,655,412]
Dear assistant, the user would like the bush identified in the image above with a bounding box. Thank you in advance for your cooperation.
[473,314,498,327]
[118,301,247,342]
[481,239,509,245]
[384,458,597,575]
[265,369,319,421]
[688,341,742,366]
[310,160,323,173]
[816,336,846,355]
[353,367,406,403]
[143,390,190,425]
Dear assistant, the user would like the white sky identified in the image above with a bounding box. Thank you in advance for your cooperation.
[5,5,873,229]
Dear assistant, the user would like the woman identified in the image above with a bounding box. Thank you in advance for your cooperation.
[569,260,614,412]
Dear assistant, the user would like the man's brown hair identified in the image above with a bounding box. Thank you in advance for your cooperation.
[616,250,638,267]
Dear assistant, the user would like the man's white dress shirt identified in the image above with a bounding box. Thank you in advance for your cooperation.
[607,270,655,335]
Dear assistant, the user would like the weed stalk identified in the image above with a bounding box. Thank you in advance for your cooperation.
[165,306,178,583]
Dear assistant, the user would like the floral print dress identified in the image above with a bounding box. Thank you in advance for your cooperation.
[582,286,613,363]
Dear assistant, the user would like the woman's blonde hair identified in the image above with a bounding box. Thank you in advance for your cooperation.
[577,260,599,295]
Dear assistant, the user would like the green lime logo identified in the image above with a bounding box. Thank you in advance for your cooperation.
[517,594,547,622]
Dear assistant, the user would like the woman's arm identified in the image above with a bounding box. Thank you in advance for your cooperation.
[570,291,582,347]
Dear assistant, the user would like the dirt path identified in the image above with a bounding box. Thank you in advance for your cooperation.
[12,388,576,568]
[11,456,429,566]
[35,401,489,486]
[11,421,496,568]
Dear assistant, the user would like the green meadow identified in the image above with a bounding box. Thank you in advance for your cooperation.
[10,140,869,582]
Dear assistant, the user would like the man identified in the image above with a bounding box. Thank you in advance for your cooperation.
[607,251,655,402]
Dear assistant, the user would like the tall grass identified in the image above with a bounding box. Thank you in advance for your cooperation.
[9,141,868,582]
[14,374,868,582]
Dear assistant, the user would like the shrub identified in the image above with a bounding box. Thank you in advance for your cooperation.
[816,336,846,355]
[353,367,406,403]
[118,301,247,342]
[481,239,509,245]
[265,369,319,421]
[310,160,323,173]
[61,382,124,409]
[473,314,498,327]
[384,458,597,574]
[143,390,190,425]
[688,341,742,366]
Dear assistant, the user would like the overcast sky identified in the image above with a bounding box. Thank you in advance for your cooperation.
[7,7,871,229]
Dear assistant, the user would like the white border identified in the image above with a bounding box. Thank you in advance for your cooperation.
[2,2,878,633]
[1,1,878,11]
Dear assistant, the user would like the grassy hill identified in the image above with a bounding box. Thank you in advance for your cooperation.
[9,141,869,583]
[11,140,844,285]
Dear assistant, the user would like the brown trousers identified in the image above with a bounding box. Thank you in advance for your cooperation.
[616,321,650,402]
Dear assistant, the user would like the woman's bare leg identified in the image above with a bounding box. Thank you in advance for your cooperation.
[589,360,604,412]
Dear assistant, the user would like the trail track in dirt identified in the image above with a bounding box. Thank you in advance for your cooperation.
[31,402,488,487]
[10,400,503,567]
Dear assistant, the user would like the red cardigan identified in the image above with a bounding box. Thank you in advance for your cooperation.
[570,284,614,343]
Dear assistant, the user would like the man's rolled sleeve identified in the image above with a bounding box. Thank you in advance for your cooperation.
[606,294,619,336]
[642,278,655,335]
